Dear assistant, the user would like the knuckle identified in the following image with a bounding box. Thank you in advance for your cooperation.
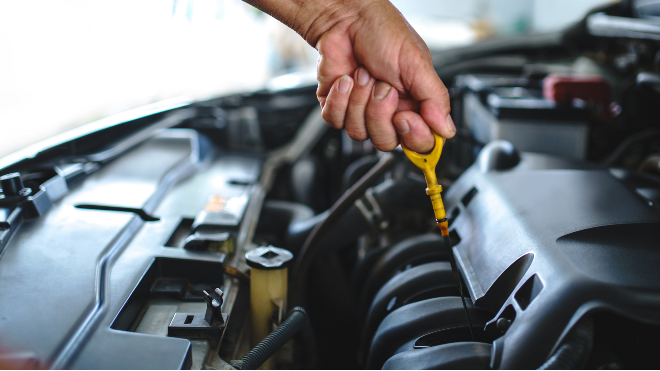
[371,136,398,152]
[435,84,450,106]
[440,86,450,101]
[374,142,398,152]
[322,110,342,129]
[349,86,372,104]
[365,106,383,122]
[346,127,369,141]
[344,112,369,141]
[348,93,367,107]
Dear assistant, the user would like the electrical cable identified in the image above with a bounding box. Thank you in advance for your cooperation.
[240,307,308,370]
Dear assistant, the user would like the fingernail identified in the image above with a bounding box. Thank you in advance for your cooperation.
[446,114,456,133]
[357,68,370,86]
[339,75,351,94]
[394,119,410,134]
[374,82,392,99]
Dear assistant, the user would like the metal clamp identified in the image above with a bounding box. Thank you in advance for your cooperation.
[168,288,228,348]
[355,188,388,231]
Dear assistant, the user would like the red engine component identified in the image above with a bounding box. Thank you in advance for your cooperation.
[543,74,612,120]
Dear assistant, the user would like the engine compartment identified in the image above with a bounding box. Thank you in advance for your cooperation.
[2,1,660,369]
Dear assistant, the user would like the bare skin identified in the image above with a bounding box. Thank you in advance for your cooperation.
[243,0,456,153]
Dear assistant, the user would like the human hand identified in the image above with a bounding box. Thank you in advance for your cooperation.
[314,1,456,152]
[242,0,455,152]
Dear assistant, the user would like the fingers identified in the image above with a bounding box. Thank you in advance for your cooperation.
[315,24,358,100]
[393,111,435,153]
[406,56,456,138]
[397,97,420,112]
[321,67,448,153]
[344,67,376,141]
[365,81,400,151]
[325,72,436,153]
[321,75,354,129]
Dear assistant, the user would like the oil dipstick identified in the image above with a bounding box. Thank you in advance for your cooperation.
[401,133,475,341]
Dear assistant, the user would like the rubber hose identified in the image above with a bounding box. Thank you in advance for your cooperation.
[603,128,660,166]
[538,320,593,370]
[289,153,396,307]
[240,307,308,370]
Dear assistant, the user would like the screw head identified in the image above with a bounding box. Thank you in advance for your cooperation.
[496,317,512,332]
[0,173,31,198]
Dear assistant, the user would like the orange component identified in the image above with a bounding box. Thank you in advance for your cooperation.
[437,219,449,237]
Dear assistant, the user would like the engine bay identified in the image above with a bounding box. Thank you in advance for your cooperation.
[2,1,660,369]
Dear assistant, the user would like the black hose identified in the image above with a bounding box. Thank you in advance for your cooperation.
[342,155,380,191]
[289,153,397,307]
[538,319,593,370]
[240,307,308,370]
[603,128,660,167]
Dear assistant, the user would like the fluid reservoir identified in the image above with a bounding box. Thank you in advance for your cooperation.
[245,245,293,368]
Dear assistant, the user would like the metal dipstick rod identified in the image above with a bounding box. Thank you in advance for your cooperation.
[401,133,475,341]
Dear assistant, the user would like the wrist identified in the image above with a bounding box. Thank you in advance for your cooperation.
[297,0,378,47]
[243,0,386,48]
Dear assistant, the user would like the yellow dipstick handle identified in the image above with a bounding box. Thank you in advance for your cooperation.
[401,133,449,236]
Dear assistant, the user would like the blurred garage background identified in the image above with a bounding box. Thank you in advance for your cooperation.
[0,0,611,159]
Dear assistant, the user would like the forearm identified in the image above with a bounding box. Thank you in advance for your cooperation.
[242,0,377,47]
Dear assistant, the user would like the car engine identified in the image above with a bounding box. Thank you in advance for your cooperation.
[2,1,660,369]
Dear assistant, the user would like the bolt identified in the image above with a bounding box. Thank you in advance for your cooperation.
[0,173,26,197]
[496,317,512,332]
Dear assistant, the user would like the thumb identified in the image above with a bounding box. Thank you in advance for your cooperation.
[406,56,455,138]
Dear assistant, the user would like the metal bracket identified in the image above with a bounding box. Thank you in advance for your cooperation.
[355,188,387,230]
[168,288,228,348]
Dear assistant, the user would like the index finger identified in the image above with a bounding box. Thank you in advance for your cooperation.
[405,55,455,138]
[316,25,358,99]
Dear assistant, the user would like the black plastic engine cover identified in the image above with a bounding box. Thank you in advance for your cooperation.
[368,297,493,369]
[443,141,660,369]
[0,129,262,369]
[382,342,492,370]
